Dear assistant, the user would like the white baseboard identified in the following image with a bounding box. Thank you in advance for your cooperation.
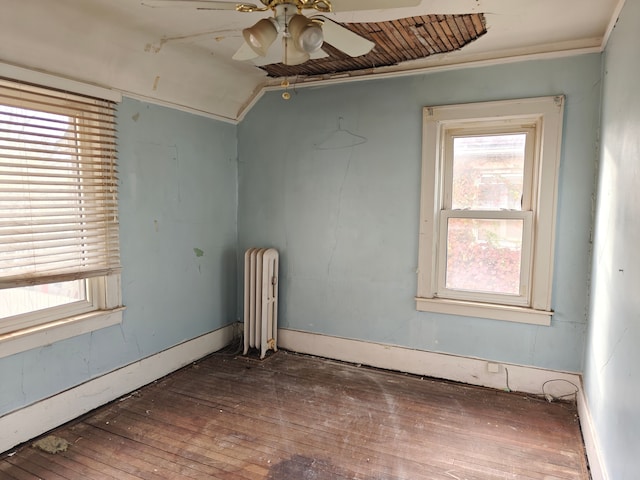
[279,328,605,474]
[0,324,235,454]
[577,388,608,480]
[3,324,602,478]
[278,328,582,398]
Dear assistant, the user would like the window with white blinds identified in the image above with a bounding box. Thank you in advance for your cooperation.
[0,78,120,290]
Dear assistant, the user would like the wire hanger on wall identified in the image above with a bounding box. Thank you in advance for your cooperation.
[315,117,367,150]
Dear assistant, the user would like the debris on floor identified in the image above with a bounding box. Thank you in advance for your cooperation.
[32,435,70,454]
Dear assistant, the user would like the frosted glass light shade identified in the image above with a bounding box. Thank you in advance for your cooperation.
[289,14,324,53]
[243,18,278,56]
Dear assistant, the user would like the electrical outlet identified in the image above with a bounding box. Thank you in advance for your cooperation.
[487,362,500,373]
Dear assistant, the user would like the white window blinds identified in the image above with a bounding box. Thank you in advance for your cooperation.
[0,78,120,289]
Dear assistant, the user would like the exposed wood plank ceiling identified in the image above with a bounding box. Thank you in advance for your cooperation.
[262,14,487,77]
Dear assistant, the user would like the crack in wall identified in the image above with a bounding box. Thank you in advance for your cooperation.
[327,150,353,277]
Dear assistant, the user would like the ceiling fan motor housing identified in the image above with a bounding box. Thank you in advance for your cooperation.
[261,0,332,13]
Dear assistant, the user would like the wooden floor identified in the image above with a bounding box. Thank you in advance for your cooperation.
[0,349,590,479]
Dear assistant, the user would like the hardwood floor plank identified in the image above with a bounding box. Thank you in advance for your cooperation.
[102,399,419,480]
[84,411,268,480]
[118,387,508,478]
[138,387,579,479]
[0,459,47,480]
[161,359,585,478]
[0,350,589,480]
[5,447,111,480]
[56,423,224,480]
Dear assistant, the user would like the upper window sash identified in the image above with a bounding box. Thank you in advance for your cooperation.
[442,125,537,211]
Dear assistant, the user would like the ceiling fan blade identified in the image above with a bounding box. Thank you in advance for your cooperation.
[232,42,260,61]
[140,1,257,10]
[249,42,282,66]
[331,0,421,11]
[314,16,375,57]
[310,49,330,60]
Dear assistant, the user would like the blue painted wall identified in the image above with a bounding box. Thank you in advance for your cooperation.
[0,99,238,416]
[238,54,602,372]
[584,0,640,477]
[0,26,634,473]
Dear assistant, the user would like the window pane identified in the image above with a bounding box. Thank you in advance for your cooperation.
[451,134,526,210]
[0,105,83,281]
[445,218,523,295]
[0,280,86,319]
[0,82,120,289]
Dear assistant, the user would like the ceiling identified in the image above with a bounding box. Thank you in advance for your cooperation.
[0,0,623,122]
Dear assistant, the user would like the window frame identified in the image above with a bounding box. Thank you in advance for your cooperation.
[0,76,123,358]
[416,96,565,326]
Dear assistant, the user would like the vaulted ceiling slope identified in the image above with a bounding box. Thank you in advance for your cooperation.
[0,0,622,123]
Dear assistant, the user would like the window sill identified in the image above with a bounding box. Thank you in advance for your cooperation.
[0,306,126,359]
[415,297,552,326]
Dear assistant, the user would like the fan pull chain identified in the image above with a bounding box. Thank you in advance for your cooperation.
[281,78,291,100]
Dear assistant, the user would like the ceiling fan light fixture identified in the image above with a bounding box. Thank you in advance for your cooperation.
[289,14,324,53]
[242,17,278,56]
[282,36,310,65]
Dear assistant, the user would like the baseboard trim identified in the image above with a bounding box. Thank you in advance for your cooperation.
[278,328,581,398]
[0,324,235,454]
[3,325,602,476]
[577,388,608,480]
[279,328,605,474]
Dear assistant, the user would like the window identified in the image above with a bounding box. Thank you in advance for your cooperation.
[416,96,564,325]
[0,78,123,357]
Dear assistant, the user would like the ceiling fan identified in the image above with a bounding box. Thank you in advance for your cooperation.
[141,0,421,66]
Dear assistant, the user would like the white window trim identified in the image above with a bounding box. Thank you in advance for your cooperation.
[416,96,564,326]
[0,62,121,103]
[0,73,124,357]
[0,273,123,359]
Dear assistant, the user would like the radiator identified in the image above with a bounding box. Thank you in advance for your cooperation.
[243,248,279,359]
